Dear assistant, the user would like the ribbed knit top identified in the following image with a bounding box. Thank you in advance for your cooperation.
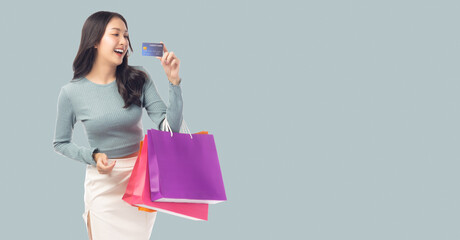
[52,65,183,166]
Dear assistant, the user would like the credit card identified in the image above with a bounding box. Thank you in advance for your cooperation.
[142,42,163,57]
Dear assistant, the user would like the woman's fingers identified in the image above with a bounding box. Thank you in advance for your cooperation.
[166,52,175,64]
[102,160,115,169]
[170,59,178,68]
[162,52,170,65]
[156,42,180,83]
[99,165,114,174]
[105,161,116,171]
[161,52,176,65]
[157,43,177,66]
[95,153,116,174]
[158,42,171,64]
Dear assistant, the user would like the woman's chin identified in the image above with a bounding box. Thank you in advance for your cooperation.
[110,58,123,66]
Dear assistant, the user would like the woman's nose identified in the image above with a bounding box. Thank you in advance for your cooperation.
[121,36,128,45]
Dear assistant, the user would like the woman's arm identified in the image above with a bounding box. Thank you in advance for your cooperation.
[140,66,183,132]
[52,87,99,166]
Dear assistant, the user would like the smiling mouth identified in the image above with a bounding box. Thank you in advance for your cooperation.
[114,49,124,56]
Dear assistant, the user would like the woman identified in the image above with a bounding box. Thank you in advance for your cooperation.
[52,11,184,240]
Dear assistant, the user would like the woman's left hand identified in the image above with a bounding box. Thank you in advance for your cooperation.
[156,42,181,85]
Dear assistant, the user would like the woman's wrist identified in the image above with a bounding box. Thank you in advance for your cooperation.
[92,148,100,161]
[92,153,99,162]
[169,77,181,86]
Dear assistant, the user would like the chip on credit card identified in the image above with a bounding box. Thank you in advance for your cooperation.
[142,42,163,57]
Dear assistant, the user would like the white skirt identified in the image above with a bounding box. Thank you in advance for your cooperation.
[82,156,157,240]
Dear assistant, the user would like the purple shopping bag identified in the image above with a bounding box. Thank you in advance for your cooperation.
[147,128,227,204]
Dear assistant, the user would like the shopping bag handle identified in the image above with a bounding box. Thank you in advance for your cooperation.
[161,116,193,139]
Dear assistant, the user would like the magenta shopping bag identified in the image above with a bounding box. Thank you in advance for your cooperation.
[147,128,227,204]
[122,136,209,221]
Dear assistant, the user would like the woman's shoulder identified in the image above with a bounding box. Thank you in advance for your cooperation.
[62,77,85,88]
[57,77,89,99]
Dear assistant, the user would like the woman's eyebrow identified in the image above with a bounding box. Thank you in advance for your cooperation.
[110,27,128,33]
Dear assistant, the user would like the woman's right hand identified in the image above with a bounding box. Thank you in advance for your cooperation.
[93,153,116,174]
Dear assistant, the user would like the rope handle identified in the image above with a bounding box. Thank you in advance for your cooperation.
[161,116,193,139]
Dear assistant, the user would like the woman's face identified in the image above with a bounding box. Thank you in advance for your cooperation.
[94,17,129,66]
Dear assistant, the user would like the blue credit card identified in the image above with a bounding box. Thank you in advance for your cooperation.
[142,42,163,57]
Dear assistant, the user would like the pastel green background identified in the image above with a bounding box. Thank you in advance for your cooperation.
[1,0,460,239]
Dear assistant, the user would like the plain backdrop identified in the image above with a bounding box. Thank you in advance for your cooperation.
[2,0,460,239]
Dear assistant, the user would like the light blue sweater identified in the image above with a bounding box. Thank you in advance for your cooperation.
[52,65,183,166]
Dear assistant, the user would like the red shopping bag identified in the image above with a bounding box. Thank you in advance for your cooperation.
[122,135,209,221]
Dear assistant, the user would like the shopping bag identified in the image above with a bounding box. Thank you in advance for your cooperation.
[147,119,227,204]
[122,135,209,221]
[135,142,156,213]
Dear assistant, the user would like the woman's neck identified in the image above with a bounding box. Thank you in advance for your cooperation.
[85,59,117,84]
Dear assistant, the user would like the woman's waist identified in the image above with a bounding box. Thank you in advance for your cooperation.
[107,154,138,168]
[115,151,139,159]
[94,142,141,158]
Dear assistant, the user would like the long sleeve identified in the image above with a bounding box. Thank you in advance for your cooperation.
[141,66,183,132]
[52,87,99,166]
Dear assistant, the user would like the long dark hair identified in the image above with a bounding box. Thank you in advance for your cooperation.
[72,11,147,109]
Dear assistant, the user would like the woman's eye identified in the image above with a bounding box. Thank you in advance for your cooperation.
[112,34,128,38]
